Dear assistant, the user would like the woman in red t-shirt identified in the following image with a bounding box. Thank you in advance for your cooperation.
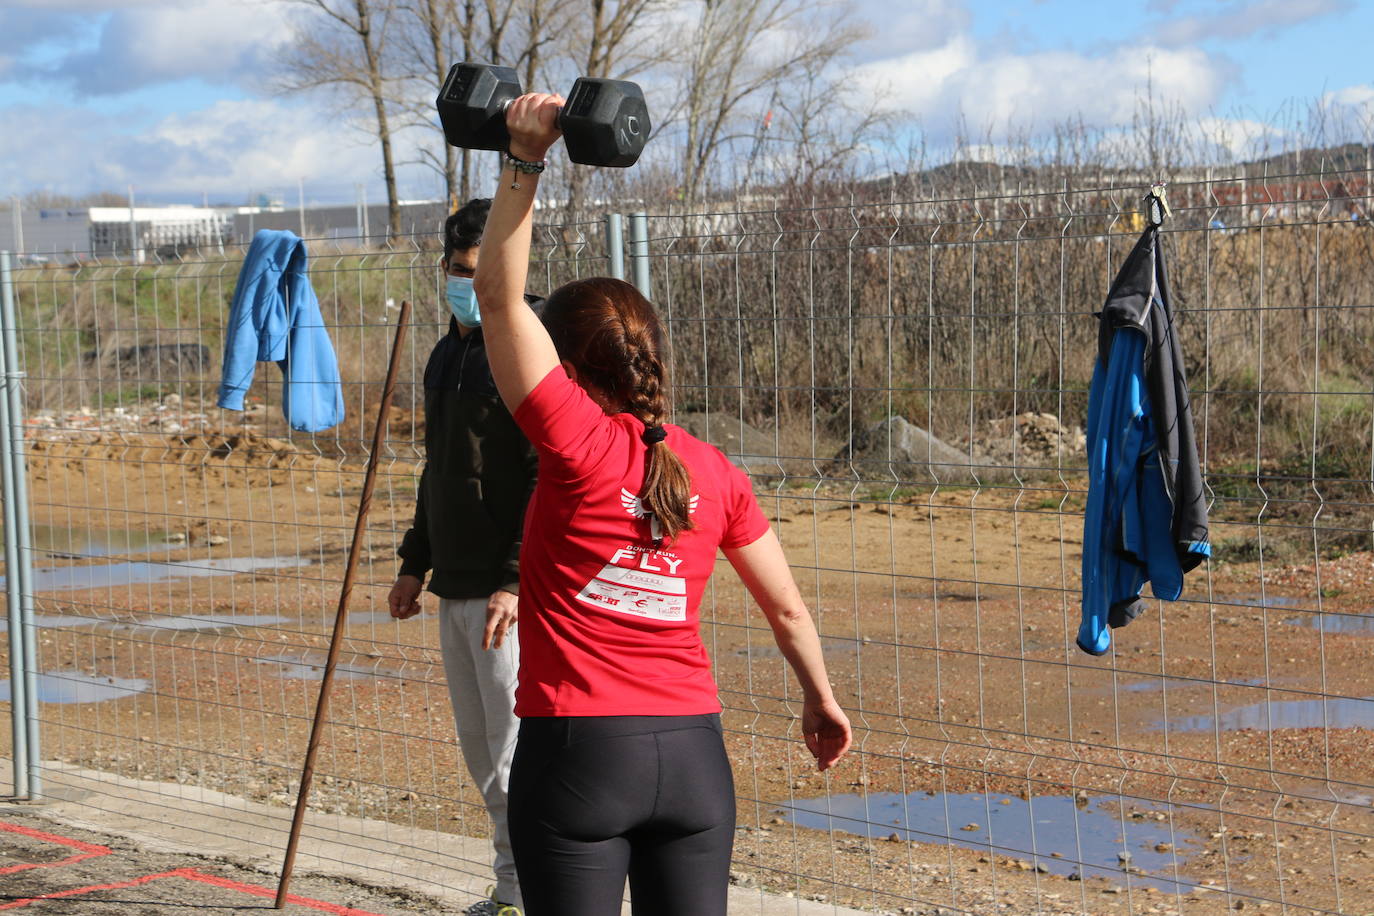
[471,92,852,916]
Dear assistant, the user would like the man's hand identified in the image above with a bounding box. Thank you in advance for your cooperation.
[388,575,424,619]
[483,589,519,650]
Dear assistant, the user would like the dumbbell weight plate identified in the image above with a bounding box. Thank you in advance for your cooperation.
[436,63,522,152]
[560,78,651,168]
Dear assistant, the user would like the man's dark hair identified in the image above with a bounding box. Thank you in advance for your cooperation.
[443,198,491,260]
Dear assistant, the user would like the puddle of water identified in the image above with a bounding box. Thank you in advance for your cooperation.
[4,556,308,592]
[781,792,1195,892]
[1,523,182,560]
[1225,595,1302,609]
[344,612,404,627]
[0,614,104,633]
[0,670,149,704]
[1285,612,1374,635]
[119,612,291,634]
[256,653,392,681]
[1163,696,1374,732]
[1118,676,1264,694]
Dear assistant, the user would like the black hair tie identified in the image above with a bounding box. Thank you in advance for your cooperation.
[642,425,668,445]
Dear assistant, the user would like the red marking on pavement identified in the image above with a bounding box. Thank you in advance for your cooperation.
[0,820,388,915]
[0,868,178,910]
[180,869,388,916]
[0,867,389,914]
[0,821,111,874]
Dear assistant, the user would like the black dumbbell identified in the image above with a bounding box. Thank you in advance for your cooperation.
[436,63,651,168]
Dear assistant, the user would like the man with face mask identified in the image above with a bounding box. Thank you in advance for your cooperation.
[389,199,537,916]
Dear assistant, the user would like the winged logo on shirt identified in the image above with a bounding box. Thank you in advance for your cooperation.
[620,488,699,543]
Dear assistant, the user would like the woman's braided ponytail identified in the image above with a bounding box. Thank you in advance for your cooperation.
[542,277,696,544]
[626,343,694,542]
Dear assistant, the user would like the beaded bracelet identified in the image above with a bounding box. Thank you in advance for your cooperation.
[504,150,546,190]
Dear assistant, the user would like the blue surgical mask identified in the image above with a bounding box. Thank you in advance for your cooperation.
[446,276,481,327]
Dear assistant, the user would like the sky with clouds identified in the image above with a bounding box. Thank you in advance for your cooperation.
[0,0,1370,205]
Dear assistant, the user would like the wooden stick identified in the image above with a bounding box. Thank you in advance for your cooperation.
[275,299,411,908]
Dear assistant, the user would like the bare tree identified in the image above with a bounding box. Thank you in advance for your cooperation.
[546,0,668,217]
[509,0,577,89]
[394,0,584,209]
[280,0,405,240]
[768,58,892,193]
[396,0,473,203]
[669,0,866,205]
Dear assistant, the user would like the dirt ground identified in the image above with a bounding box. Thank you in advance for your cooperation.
[3,414,1373,916]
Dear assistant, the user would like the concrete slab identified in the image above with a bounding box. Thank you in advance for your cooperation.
[3,758,865,915]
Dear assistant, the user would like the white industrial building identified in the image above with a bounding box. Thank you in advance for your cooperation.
[87,207,234,261]
[1,204,231,262]
[1,199,448,263]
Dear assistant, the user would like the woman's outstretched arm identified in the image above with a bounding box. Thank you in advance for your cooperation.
[472,93,565,412]
[724,530,852,771]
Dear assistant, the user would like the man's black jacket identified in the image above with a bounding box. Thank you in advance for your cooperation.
[397,299,540,599]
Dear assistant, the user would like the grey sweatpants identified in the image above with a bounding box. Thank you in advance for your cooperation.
[438,595,521,908]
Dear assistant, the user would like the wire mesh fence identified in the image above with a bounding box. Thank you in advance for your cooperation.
[3,167,1373,916]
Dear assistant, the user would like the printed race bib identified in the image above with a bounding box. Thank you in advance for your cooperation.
[575,547,688,622]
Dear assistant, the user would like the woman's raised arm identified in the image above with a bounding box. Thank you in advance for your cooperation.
[473,92,566,412]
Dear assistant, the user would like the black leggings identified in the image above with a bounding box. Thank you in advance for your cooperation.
[508,714,735,916]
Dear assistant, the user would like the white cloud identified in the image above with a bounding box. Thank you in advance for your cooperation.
[856,39,1228,134]
[26,0,294,94]
[1328,84,1374,109]
[1151,0,1352,46]
[0,97,438,202]
[3,0,165,8]
[849,0,971,57]
[0,6,89,55]
[1192,116,1287,158]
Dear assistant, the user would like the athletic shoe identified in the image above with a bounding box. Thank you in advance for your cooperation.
[463,887,522,916]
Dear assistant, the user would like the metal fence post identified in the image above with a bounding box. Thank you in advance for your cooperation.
[0,251,28,799]
[628,212,651,298]
[0,249,37,798]
[605,213,625,281]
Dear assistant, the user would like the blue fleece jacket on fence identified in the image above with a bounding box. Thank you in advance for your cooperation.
[1079,328,1183,655]
[216,230,345,433]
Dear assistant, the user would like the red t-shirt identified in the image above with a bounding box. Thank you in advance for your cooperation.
[511,367,771,716]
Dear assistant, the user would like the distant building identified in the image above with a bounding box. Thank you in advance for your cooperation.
[0,206,93,261]
[227,200,448,249]
[88,207,233,261]
[0,195,461,263]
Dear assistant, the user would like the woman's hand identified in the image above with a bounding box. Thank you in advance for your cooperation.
[507,92,564,162]
[802,696,852,772]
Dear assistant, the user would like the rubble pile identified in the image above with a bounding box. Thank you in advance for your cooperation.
[25,393,216,440]
[979,412,1086,466]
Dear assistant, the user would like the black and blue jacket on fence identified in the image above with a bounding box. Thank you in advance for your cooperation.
[1078,223,1210,656]
[217,230,345,433]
